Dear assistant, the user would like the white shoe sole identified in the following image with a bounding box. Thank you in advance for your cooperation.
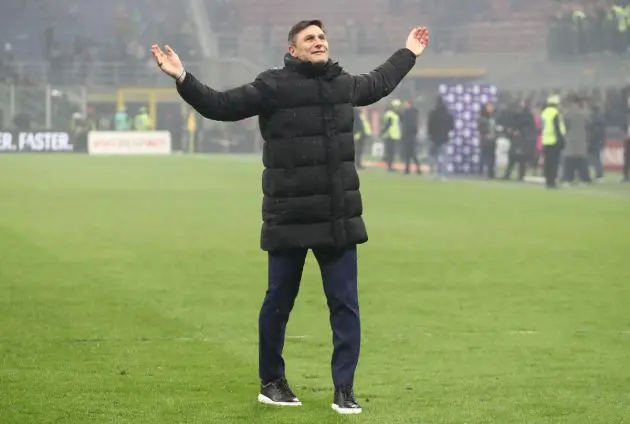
[257,393,302,406]
[331,403,362,414]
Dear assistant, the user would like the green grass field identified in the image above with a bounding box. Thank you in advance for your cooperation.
[1,155,629,424]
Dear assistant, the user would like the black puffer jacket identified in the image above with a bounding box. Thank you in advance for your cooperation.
[176,48,417,251]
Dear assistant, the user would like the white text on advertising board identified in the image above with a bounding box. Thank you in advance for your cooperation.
[87,131,172,155]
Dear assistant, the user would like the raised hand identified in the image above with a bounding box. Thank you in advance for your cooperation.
[151,44,184,79]
[405,27,429,56]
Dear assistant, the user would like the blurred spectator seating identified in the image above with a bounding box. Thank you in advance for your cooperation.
[204,0,558,56]
[0,0,200,86]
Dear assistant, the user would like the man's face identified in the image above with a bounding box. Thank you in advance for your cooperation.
[289,25,329,63]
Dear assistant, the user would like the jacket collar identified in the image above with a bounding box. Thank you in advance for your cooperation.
[283,53,343,80]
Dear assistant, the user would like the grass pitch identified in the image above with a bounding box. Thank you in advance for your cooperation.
[1,155,629,423]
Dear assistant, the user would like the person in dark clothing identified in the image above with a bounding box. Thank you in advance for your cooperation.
[477,101,498,179]
[151,21,429,414]
[503,100,536,181]
[563,94,592,185]
[70,112,90,152]
[498,104,520,179]
[624,138,630,182]
[530,101,545,176]
[522,100,540,175]
[12,111,31,131]
[586,103,606,181]
[427,95,454,179]
[401,100,421,174]
[622,87,630,183]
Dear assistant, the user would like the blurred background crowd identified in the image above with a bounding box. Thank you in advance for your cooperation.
[0,0,628,178]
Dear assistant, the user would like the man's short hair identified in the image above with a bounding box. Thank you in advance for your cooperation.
[288,20,324,44]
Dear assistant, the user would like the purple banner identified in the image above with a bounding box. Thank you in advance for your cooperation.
[438,84,498,174]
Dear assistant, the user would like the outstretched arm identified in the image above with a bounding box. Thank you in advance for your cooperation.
[151,44,263,121]
[351,27,428,107]
[176,72,263,121]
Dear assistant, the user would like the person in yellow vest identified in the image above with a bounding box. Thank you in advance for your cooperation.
[540,94,567,189]
[380,99,402,171]
[603,4,618,52]
[134,106,154,131]
[186,108,198,153]
[611,3,628,53]
[352,108,372,169]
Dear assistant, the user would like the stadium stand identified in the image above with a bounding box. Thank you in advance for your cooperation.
[0,0,200,85]
[201,0,562,58]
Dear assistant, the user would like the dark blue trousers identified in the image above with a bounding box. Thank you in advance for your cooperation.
[258,246,360,389]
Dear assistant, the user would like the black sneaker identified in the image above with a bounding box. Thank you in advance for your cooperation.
[257,377,302,406]
[331,385,362,414]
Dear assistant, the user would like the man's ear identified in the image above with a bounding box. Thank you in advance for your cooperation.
[288,44,296,57]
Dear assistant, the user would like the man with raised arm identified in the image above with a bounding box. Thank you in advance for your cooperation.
[151,20,429,414]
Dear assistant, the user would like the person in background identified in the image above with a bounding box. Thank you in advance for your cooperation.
[477,100,498,179]
[503,99,536,181]
[70,112,91,152]
[380,99,402,171]
[540,94,566,189]
[353,108,372,169]
[562,94,592,185]
[530,101,544,176]
[84,105,99,131]
[586,102,606,182]
[12,111,31,131]
[427,95,454,180]
[401,99,421,175]
[184,107,198,153]
[623,136,629,182]
[114,105,131,130]
[622,85,630,183]
[134,106,154,130]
